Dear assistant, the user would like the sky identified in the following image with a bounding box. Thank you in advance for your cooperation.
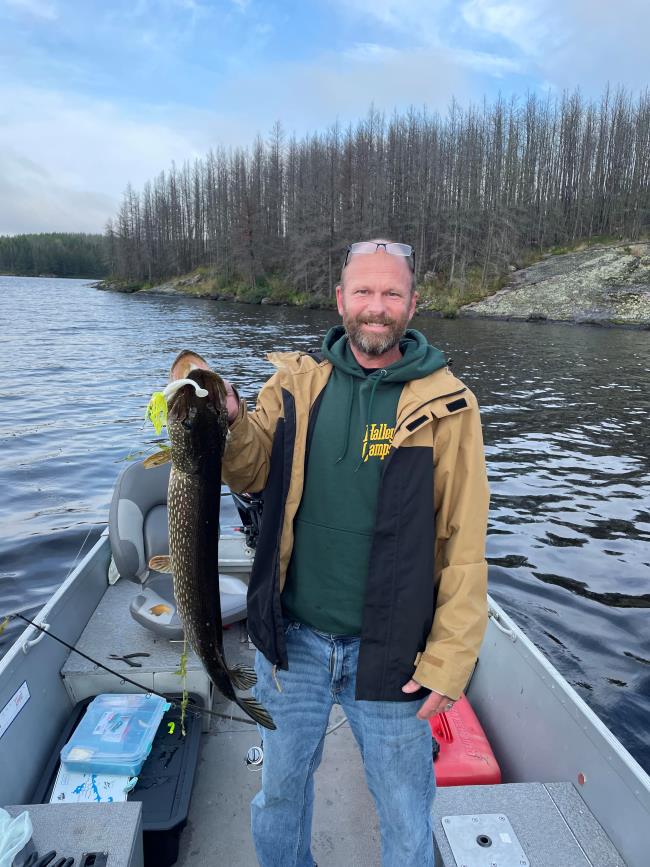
[0,0,648,235]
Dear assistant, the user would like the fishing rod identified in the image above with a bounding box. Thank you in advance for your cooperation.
[8,612,257,726]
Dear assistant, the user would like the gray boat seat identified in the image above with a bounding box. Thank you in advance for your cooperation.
[108,458,251,639]
[109,459,171,585]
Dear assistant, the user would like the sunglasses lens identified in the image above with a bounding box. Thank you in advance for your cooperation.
[344,241,415,273]
[349,242,380,255]
[386,243,412,257]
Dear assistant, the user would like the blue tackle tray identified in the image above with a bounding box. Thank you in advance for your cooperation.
[60,693,170,776]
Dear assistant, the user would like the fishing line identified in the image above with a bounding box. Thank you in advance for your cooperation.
[9,612,257,726]
[63,523,97,582]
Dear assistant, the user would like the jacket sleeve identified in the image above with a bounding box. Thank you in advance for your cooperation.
[221,372,285,494]
[413,391,490,700]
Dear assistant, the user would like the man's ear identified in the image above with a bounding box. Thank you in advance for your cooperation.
[335,283,344,315]
[408,289,419,321]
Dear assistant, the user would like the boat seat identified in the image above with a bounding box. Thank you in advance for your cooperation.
[108,458,250,639]
[109,458,171,585]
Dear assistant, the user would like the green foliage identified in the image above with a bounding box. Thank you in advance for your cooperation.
[0,233,108,278]
[175,640,189,738]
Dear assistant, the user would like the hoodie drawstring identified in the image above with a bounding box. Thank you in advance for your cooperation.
[354,369,387,472]
[335,374,355,463]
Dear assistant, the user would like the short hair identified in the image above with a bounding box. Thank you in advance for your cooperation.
[339,237,416,294]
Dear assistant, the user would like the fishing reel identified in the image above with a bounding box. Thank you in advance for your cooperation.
[230,491,263,550]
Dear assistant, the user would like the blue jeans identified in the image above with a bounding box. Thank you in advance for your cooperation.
[251,621,436,867]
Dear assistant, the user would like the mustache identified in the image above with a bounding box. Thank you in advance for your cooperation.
[358,316,397,326]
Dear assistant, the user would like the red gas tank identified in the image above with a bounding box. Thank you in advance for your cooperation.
[429,693,501,786]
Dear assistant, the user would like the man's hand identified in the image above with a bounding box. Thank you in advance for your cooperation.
[402,679,455,720]
[224,379,240,424]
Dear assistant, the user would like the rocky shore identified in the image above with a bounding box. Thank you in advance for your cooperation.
[458,242,650,328]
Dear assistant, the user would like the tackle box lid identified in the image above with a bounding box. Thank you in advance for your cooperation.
[60,693,170,776]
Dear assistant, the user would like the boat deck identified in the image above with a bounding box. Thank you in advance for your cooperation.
[177,630,382,867]
[175,629,626,867]
[6,560,632,867]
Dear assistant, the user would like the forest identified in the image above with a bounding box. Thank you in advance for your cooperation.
[107,86,650,305]
[0,233,107,278]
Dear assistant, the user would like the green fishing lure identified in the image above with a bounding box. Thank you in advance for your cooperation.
[145,390,168,435]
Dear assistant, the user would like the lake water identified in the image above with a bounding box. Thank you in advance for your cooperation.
[1,275,649,771]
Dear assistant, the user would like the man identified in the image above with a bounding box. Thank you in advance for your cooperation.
[214,240,489,866]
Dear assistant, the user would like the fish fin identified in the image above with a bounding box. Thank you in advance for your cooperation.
[228,664,257,690]
[143,449,172,468]
[148,555,172,573]
[237,697,276,730]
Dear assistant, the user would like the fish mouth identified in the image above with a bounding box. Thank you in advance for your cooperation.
[167,367,227,422]
[169,349,210,382]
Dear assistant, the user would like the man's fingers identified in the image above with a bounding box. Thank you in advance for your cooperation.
[416,692,454,720]
[401,678,421,694]
[402,680,456,719]
[224,380,240,423]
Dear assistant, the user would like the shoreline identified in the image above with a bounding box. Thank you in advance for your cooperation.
[95,238,650,330]
[0,272,105,280]
[95,280,650,330]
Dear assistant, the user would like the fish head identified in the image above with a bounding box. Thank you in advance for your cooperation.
[167,367,229,472]
[169,349,210,383]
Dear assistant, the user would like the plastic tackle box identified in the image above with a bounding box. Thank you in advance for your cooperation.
[60,693,170,776]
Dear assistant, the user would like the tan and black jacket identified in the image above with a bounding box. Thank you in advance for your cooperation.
[222,350,490,701]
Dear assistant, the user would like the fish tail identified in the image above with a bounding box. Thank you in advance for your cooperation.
[228,664,257,690]
[237,696,276,730]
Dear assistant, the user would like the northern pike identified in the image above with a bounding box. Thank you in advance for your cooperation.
[146,350,275,730]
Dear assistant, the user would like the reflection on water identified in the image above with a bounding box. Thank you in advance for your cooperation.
[1,276,649,771]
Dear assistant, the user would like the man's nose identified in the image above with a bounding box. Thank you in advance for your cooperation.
[365,293,387,315]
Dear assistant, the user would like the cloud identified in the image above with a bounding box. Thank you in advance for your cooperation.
[331,0,520,82]
[461,0,558,56]
[3,0,58,20]
[333,0,446,34]
[214,47,470,134]
[0,148,116,234]
[335,0,650,96]
[460,0,650,93]
[0,84,223,234]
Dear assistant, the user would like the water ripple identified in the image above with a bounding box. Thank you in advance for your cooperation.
[1,276,649,772]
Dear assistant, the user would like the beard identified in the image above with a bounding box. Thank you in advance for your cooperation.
[342,310,410,357]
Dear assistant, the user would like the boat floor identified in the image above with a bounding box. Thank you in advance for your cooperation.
[177,628,382,867]
[175,629,626,867]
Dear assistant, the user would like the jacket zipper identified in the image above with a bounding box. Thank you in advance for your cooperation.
[374,385,467,695]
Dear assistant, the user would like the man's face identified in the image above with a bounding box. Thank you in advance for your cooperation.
[336,252,417,357]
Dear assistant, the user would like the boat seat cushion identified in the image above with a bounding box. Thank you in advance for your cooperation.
[143,505,169,563]
[109,459,170,583]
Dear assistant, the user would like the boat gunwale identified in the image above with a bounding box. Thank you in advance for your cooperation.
[485,595,650,805]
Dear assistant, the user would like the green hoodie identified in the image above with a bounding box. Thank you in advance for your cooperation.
[282,326,447,635]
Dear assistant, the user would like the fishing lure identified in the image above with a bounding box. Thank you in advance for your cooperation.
[145,390,168,435]
[145,379,209,435]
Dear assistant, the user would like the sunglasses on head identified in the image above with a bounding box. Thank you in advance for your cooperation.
[343,241,415,272]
